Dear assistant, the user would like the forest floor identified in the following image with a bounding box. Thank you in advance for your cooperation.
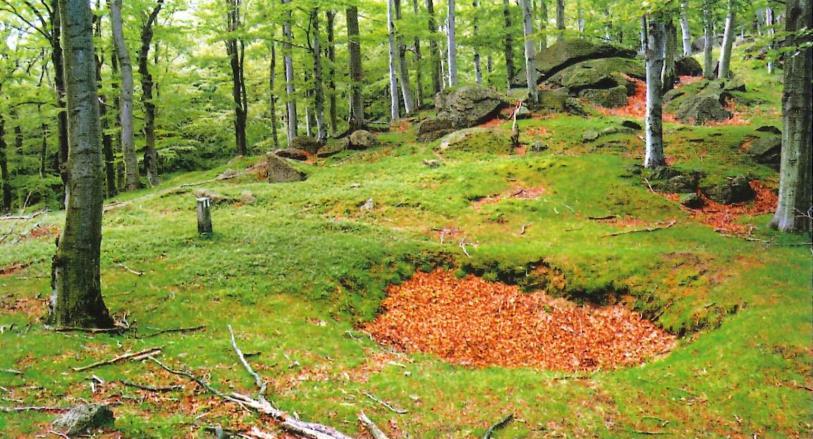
[1,61,811,438]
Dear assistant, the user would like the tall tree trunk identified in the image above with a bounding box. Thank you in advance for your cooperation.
[109,0,139,191]
[718,0,736,79]
[539,0,548,50]
[310,8,327,143]
[326,10,337,135]
[662,18,677,92]
[520,0,538,104]
[644,15,666,169]
[766,7,775,74]
[139,0,163,186]
[226,0,248,156]
[771,0,812,233]
[0,108,10,212]
[503,0,515,89]
[387,0,401,120]
[576,0,584,34]
[109,45,125,190]
[412,0,424,107]
[93,4,116,197]
[703,0,715,79]
[282,0,297,144]
[49,0,69,193]
[473,0,482,85]
[426,0,441,95]
[640,15,648,55]
[394,0,416,114]
[39,119,48,179]
[346,6,365,130]
[555,0,565,41]
[447,0,457,86]
[50,0,113,328]
[680,0,692,56]
[269,40,279,149]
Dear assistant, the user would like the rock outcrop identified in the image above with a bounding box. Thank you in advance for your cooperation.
[417,86,507,141]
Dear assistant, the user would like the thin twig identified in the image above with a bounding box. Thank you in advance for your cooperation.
[72,347,162,372]
[138,325,206,338]
[518,223,530,235]
[603,220,677,237]
[116,263,144,276]
[47,325,130,335]
[482,414,513,439]
[227,325,267,400]
[0,210,46,221]
[119,380,183,392]
[358,411,390,439]
[0,405,67,413]
[0,368,22,375]
[364,392,408,414]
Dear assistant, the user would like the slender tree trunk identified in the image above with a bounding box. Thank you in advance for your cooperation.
[139,0,163,186]
[718,0,736,79]
[48,0,69,193]
[387,0,401,120]
[411,0,424,107]
[426,0,441,95]
[346,6,365,130]
[39,119,48,179]
[394,0,416,114]
[644,15,666,169]
[447,0,457,87]
[109,0,139,191]
[226,0,248,156]
[503,0,515,89]
[576,0,584,34]
[680,0,692,56]
[640,15,648,55]
[520,0,538,104]
[282,0,297,143]
[766,7,775,74]
[555,0,565,41]
[0,108,10,212]
[310,8,327,143]
[109,45,124,190]
[269,40,279,149]
[703,0,715,79]
[473,0,482,85]
[539,0,548,50]
[662,18,677,92]
[771,0,812,233]
[50,0,113,328]
[93,5,116,197]
[326,10,337,135]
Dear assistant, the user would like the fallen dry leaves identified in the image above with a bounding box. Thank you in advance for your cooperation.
[471,185,546,209]
[665,181,777,235]
[366,270,675,371]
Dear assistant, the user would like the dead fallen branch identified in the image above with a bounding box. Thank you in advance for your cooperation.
[139,325,206,338]
[0,405,67,413]
[588,215,618,221]
[0,368,22,375]
[228,325,267,400]
[72,347,162,372]
[119,380,183,392]
[358,411,390,439]
[47,325,130,335]
[603,220,677,237]
[364,391,408,414]
[116,263,144,276]
[482,414,513,439]
[179,171,243,189]
[518,223,531,236]
[0,210,46,221]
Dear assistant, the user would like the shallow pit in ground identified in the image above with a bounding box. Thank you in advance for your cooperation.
[365,270,675,371]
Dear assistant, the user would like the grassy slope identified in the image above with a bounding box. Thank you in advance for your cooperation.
[1,57,810,438]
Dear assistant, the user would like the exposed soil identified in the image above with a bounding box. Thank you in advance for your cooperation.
[471,185,546,209]
[666,181,777,235]
[366,270,676,371]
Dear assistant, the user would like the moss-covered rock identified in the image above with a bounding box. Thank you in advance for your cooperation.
[546,57,644,93]
[436,128,513,155]
[579,85,629,108]
[675,56,703,76]
[512,38,637,86]
[703,176,755,204]
[434,85,507,128]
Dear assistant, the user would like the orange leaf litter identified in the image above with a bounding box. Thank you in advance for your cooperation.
[366,270,676,371]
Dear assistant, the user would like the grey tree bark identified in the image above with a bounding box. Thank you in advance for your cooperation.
[426,0,442,95]
[662,18,677,92]
[766,7,775,74]
[387,0,401,120]
[702,0,715,79]
[225,0,248,156]
[346,6,365,130]
[50,0,113,328]
[108,0,139,191]
[412,0,424,107]
[473,0,482,85]
[139,0,164,186]
[644,15,666,169]
[326,10,338,134]
[93,7,117,198]
[718,0,736,79]
[269,39,279,149]
[503,0,515,89]
[309,8,327,143]
[556,0,565,41]
[771,0,812,233]
[520,0,538,104]
[680,0,692,56]
[394,0,416,114]
[282,0,297,144]
[447,0,457,86]
[539,0,548,50]
[0,105,10,212]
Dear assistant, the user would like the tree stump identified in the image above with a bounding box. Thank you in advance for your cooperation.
[196,197,213,237]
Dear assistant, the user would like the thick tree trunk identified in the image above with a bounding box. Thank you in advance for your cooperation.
[662,18,677,92]
[473,0,482,85]
[109,0,139,191]
[269,40,279,149]
[310,8,327,143]
[282,0,297,143]
[0,109,10,212]
[520,0,538,104]
[771,0,812,233]
[556,0,565,41]
[644,15,666,169]
[94,7,116,197]
[50,0,113,328]
[503,0,515,89]
[139,0,163,186]
[326,10,338,135]
[412,0,424,107]
[394,0,416,114]
[226,0,248,156]
[703,0,715,79]
[387,0,401,120]
[346,6,365,130]
[680,0,692,56]
[426,0,441,95]
[447,0,457,87]
[718,0,736,79]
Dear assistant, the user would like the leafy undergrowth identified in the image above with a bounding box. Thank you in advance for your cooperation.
[366,270,675,371]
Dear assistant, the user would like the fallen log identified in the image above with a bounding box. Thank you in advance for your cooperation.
[603,220,677,237]
[358,412,390,439]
